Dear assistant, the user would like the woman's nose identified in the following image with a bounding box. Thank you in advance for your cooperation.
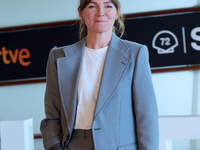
[97,6,105,16]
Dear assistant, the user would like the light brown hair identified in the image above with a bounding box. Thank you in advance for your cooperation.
[78,0,125,40]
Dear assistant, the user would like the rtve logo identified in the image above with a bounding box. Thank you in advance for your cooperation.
[0,47,31,66]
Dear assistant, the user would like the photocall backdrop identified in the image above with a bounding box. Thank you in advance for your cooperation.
[0,11,200,83]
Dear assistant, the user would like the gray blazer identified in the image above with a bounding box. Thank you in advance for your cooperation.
[40,33,159,150]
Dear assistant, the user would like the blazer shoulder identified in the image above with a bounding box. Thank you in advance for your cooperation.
[119,40,149,60]
[49,38,85,60]
[122,39,146,51]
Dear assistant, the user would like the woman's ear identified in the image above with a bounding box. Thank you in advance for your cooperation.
[115,9,119,20]
[78,8,83,20]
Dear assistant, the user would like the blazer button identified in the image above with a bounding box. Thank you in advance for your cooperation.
[66,135,70,140]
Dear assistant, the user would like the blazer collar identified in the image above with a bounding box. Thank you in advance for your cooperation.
[109,33,130,55]
[62,33,129,57]
[63,36,87,57]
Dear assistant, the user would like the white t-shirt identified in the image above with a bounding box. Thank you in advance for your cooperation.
[74,46,108,129]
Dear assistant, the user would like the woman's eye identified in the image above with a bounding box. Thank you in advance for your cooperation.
[106,5,112,8]
[88,5,96,8]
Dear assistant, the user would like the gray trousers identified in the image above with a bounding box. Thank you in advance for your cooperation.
[65,129,94,150]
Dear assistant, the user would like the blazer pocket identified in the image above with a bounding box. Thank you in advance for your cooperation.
[117,143,137,150]
[118,78,131,88]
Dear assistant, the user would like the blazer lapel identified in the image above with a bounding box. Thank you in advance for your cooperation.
[94,34,131,119]
[57,38,86,134]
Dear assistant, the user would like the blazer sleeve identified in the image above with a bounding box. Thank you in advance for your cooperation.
[40,49,63,150]
[132,45,159,150]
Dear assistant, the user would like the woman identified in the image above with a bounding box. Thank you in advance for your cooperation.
[40,0,159,149]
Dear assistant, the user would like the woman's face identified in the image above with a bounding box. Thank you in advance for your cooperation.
[79,0,118,35]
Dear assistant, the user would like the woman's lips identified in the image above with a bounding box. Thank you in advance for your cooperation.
[95,20,106,23]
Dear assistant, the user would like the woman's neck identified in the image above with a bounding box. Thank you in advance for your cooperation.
[85,31,112,49]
